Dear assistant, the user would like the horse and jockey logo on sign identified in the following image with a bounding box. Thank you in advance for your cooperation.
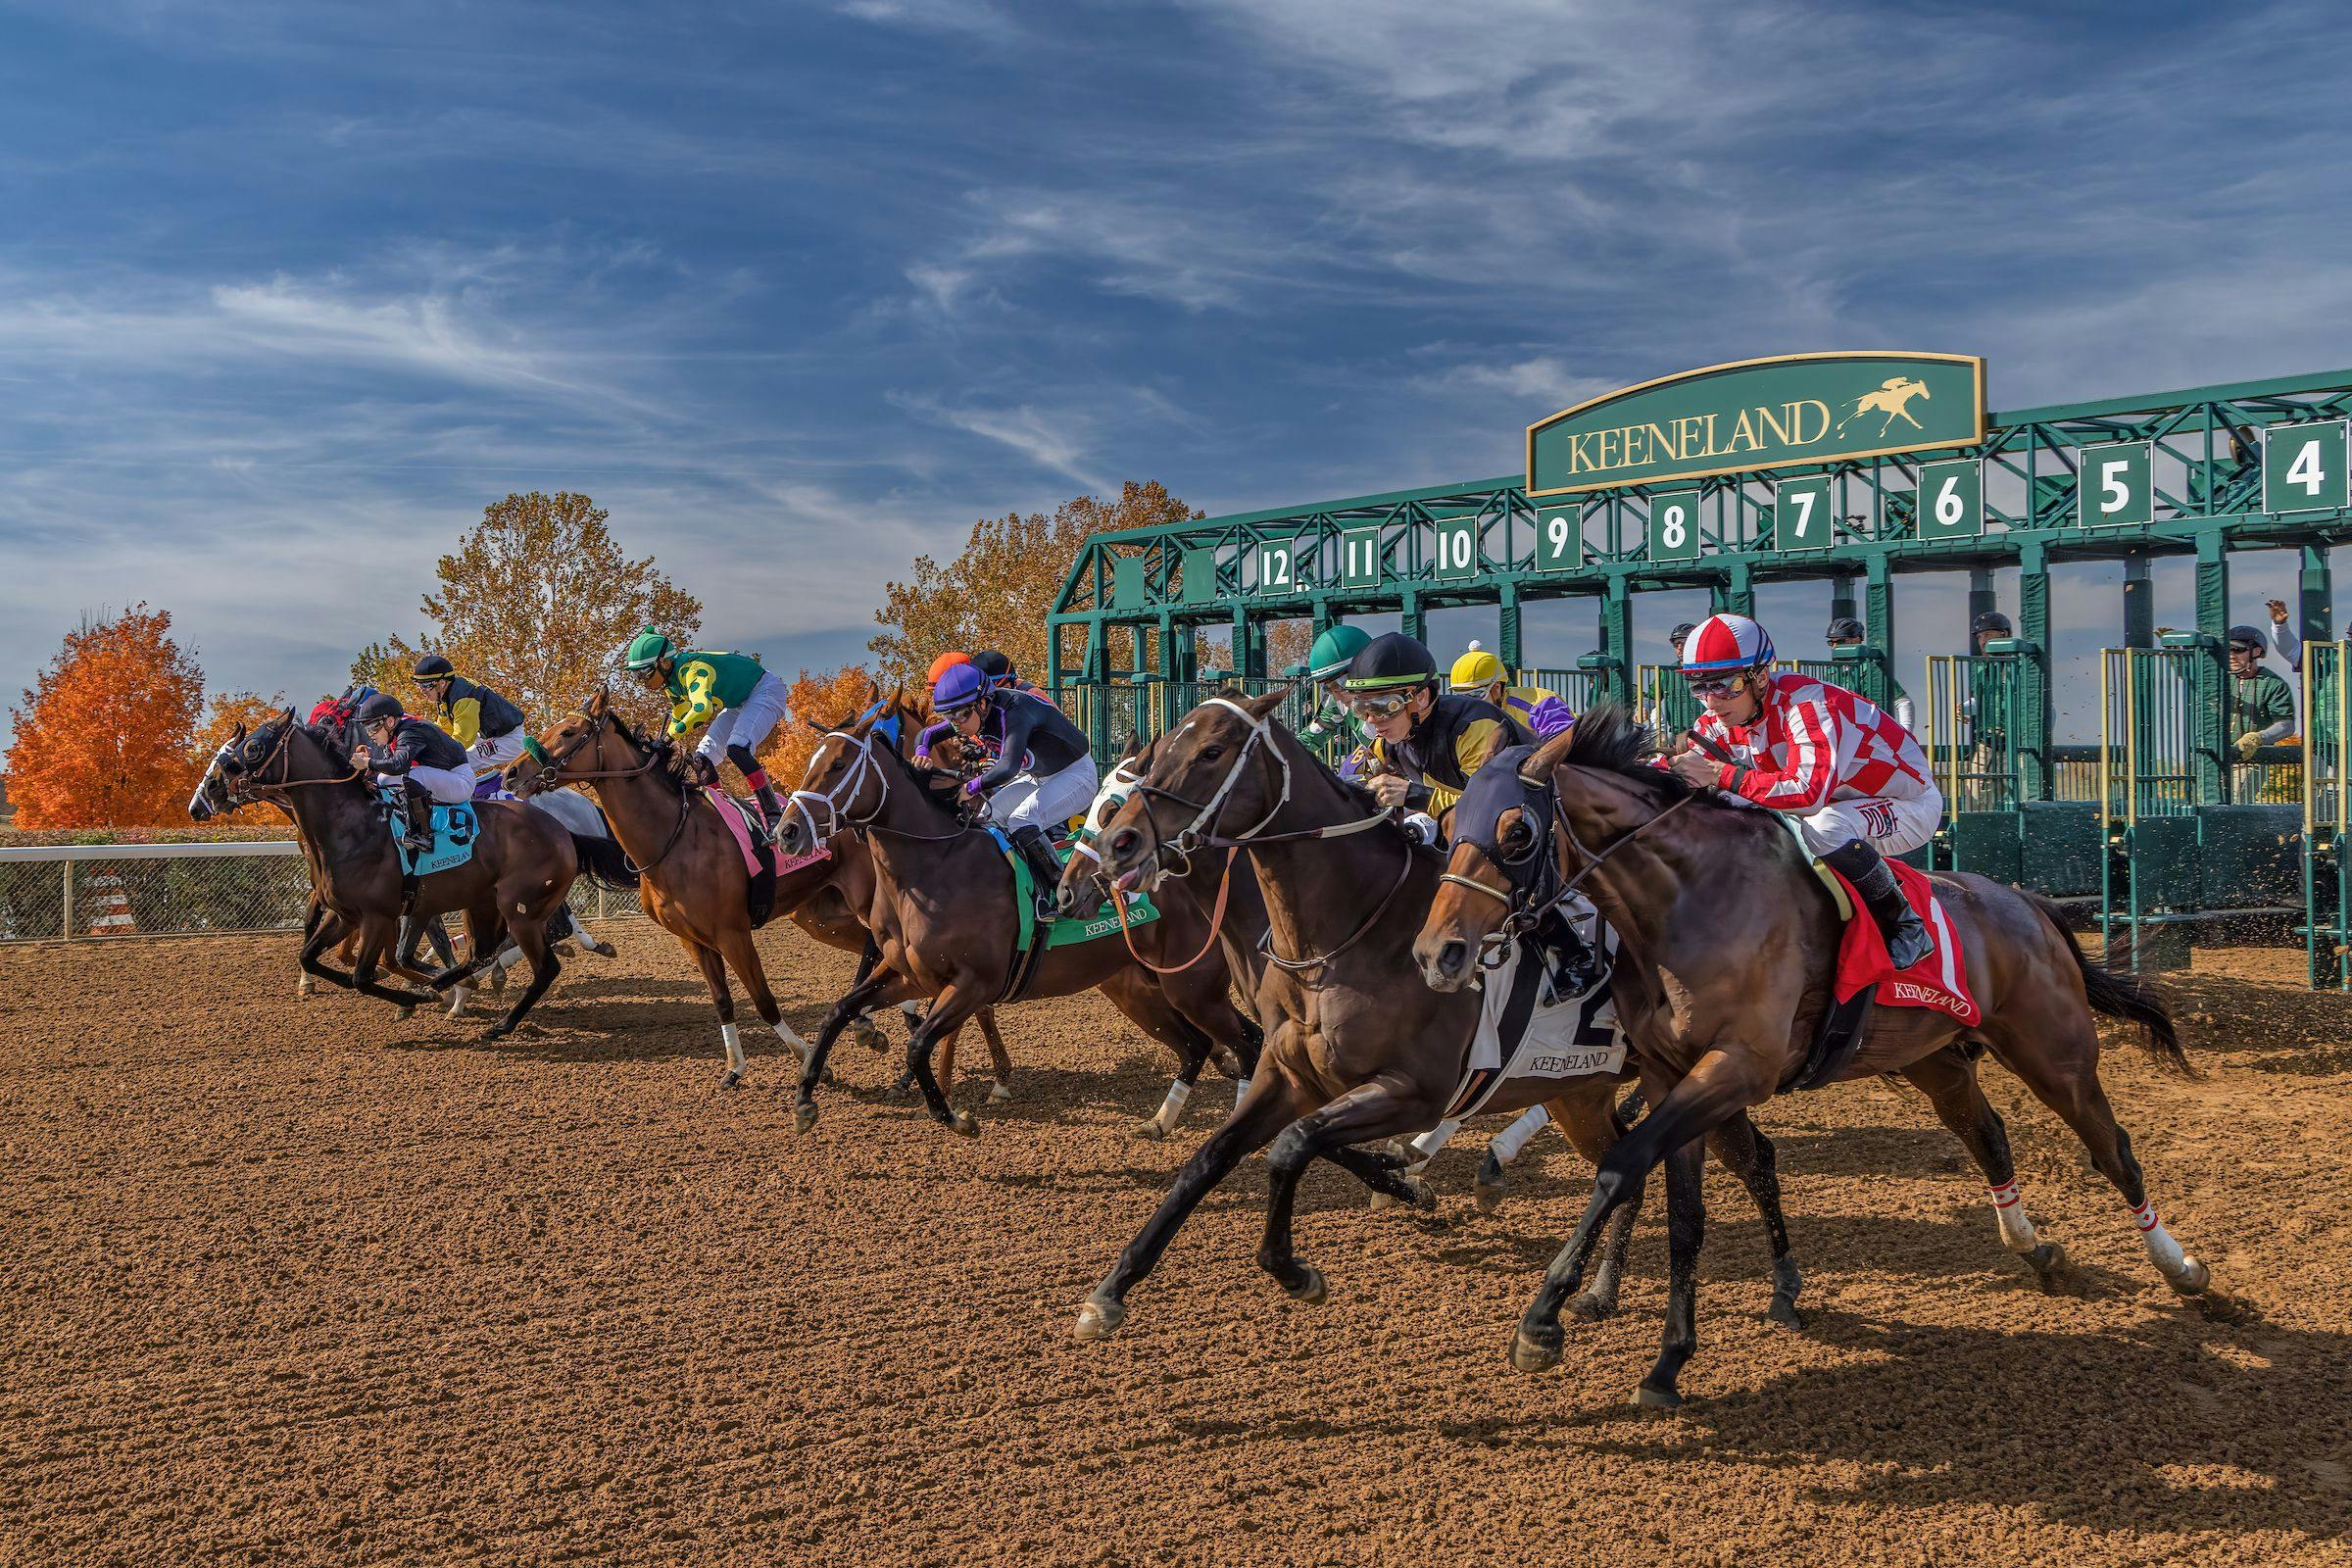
[1834,376,1933,439]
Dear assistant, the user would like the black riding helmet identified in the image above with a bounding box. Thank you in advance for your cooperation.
[1826,616,1866,642]
[357,693,405,726]
[1669,621,1697,651]
[1341,632,1439,692]
[971,650,1015,685]
[1972,611,2013,637]
[414,654,455,681]
[2228,624,2269,653]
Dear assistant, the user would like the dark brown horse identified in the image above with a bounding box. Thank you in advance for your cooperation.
[777,695,1262,1139]
[1414,705,2226,1407]
[192,712,580,1036]
[1075,690,1801,1342]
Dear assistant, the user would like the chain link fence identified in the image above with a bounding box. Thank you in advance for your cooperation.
[0,841,644,944]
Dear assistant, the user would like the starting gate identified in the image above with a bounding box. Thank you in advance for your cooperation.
[2306,643,2351,987]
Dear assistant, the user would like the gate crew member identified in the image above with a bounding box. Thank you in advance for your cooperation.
[2227,623,2297,761]
[934,661,1099,920]
[1824,617,1914,732]
[352,693,475,856]
[1667,613,1943,969]
[1448,641,1576,738]
[622,628,794,831]
[413,655,530,779]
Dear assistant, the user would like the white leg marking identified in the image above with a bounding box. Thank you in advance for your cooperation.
[1411,1118,1463,1160]
[1490,1104,1550,1163]
[721,1022,747,1076]
[2132,1199,2193,1279]
[772,1019,809,1066]
[1152,1078,1192,1132]
[1234,1077,1250,1104]
[446,984,471,1018]
[1988,1179,2039,1252]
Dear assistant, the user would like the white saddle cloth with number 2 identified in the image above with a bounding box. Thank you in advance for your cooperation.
[1444,920,1628,1120]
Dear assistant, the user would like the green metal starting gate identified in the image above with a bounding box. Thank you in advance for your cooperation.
[2306,643,2352,987]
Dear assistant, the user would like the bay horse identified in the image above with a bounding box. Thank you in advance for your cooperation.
[777,695,1262,1139]
[506,717,1018,1097]
[1413,704,2227,1408]
[194,712,583,1037]
[1074,690,1801,1342]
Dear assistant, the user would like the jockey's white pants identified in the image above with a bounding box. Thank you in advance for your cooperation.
[695,670,793,764]
[995,755,1100,836]
[467,728,527,776]
[1794,786,1942,858]
[379,764,474,805]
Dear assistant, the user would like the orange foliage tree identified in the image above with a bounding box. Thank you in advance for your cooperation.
[869,482,1200,691]
[757,664,879,793]
[191,691,291,763]
[7,605,207,828]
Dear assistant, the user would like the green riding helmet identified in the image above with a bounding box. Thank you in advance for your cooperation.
[1341,632,1439,692]
[622,626,675,671]
[1305,623,1372,682]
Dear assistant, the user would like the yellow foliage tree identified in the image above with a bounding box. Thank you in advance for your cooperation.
[352,492,702,734]
[756,665,880,794]
[7,606,207,829]
[869,481,1200,690]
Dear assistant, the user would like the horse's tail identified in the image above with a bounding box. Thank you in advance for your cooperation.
[2021,889,2194,1079]
[570,831,641,892]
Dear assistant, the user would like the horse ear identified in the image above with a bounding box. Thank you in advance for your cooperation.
[589,685,610,715]
[866,676,882,706]
[1123,728,1145,760]
[1519,722,1579,786]
[1244,686,1289,720]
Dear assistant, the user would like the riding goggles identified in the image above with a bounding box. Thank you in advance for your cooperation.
[1346,692,1416,720]
[1683,672,1748,698]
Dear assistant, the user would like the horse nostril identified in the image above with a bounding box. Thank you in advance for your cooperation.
[1438,940,1467,977]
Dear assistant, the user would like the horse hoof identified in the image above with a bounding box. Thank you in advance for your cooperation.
[1131,1120,1167,1142]
[1566,1291,1611,1324]
[1509,1325,1562,1374]
[1631,1381,1685,1412]
[1073,1297,1125,1344]
[2170,1256,2210,1297]
[1474,1180,1504,1215]
[482,1024,510,1043]
[1283,1265,1328,1305]
[851,1022,886,1053]
[988,1082,1014,1103]
[950,1110,981,1139]
[396,1005,415,1021]
[1368,1190,1396,1212]
[1398,1174,1438,1213]
[794,1102,818,1134]
[1767,1294,1807,1330]
[2024,1241,2081,1297]
[445,989,469,1018]
[718,1069,742,1091]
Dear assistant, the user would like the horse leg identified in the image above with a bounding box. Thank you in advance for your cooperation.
[848,939,889,1053]
[1637,1138,1708,1410]
[1515,1052,1759,1386]
[1699,1111,1805,1329]
[1541,1083,1644,1321]
[1076,1070,1312,1343]
[1256,1080,1449,1304]
[797,966,909,1131]
[348,913,438,1010]
[1460,1102,1555,1216]
[482,912,560,1041]
[712,922,816,1083]
[1977,1016,2220,1309]
[1903,1047,2075,1294]
[903,983,994,1136]
[690,943,745,1088]
[976,1007,1014,1102]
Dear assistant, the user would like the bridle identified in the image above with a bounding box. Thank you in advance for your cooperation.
[787,725,969,846]
[530,705,694,872]
[216,719,362,804]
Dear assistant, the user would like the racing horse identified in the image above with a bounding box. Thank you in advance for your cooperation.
[1413,704,2226,1408]
[506,713,1019,1097]
[1072,690,1801,1341]
[194,712,585,1037]
[776,694,1263,1139]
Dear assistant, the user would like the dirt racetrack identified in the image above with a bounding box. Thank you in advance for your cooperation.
[4,922,2350,1568]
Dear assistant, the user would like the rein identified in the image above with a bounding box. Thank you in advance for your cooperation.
[1112,845,1240,975]
[790,725,971,847]
[535,708,694,873]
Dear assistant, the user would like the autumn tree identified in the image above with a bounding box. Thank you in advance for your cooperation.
[870,481,1200,690]
[7,605,206,828]
[352,492,702,732]
[756,664,880,795]
[192,691,291,762]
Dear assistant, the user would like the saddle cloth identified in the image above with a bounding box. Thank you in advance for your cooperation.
[1826,858,1980,1026]
[706,786,828,880]
[377,790,478,878]
[984,826,1161,1002]
[1442,926,1627,1122]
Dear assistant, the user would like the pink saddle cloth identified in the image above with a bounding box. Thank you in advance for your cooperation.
[705,788,829,878]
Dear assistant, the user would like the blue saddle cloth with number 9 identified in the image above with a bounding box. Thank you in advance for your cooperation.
[376,787,480,877]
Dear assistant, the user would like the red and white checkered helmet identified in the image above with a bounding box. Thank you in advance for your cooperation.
[1680,612,1776,674]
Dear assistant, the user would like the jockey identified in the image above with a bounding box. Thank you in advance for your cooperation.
[933,661,1098,920]
[351,693,474,855]
[1665,612,1942,969]
[1448,642,1576,738]
[1343,632,1532,820]
[1300,623,1373,753]
[621,627,793,831]
[1824,617,1915,731]
[412,655,530,777]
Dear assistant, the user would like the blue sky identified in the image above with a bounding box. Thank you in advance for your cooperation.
[6,0,2352,747]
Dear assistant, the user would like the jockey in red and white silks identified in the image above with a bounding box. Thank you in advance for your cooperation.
[1668,612,1943,967]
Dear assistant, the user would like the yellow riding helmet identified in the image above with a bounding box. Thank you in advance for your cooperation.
[1448,647,1503,693]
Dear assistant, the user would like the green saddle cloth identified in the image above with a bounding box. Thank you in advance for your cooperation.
[988,826,1160,956]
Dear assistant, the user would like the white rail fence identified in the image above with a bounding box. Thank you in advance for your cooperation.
[0,841,640,944]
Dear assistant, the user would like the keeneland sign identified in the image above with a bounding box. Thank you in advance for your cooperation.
[1526,351,1986,497]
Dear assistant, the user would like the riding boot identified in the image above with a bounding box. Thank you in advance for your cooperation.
[1822,837,1935,971]
[753,783,784,838]
[1537,909,1606,999]
[401,779,436,856]
[1010,825,1065,922]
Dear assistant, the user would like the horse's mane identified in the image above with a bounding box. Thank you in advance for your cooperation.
[1560,701,1693,799]
[601,705,691,785]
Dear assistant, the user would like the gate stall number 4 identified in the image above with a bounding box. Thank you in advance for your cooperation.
[2264,420,2351,514]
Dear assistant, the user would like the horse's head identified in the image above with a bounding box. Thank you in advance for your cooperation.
[1055,730,1154,917]
[526,687,652,791]
[779,686,908,858]
[188,720,257,821]
[1094,688,1291,895]
[1413,725,1577,991]
[190,710,329,819]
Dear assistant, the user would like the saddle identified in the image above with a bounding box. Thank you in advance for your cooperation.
[375,788,479,880]
[986,826,1161,1003]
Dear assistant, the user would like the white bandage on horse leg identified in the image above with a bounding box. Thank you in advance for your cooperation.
[445,985,470,1018]
[1988,1179,2038,1251]
[1490,1104,1550,1163]
[1234,1077,1250,1102]
[771,1019,808,1065]
[720,1022,746,1076]
[2132,1198,2191,1277]
[1411,1118,1463,1160]
[1152,1079,1192,1130]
